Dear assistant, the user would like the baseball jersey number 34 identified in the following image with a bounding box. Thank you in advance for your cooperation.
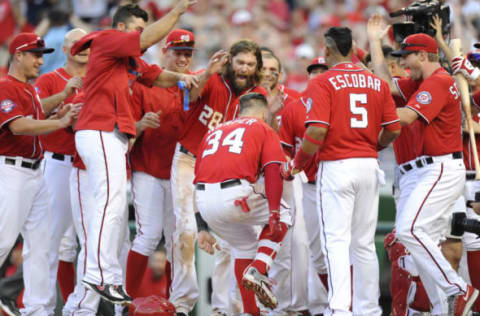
[202,127,246,158]
[350,93,368,128]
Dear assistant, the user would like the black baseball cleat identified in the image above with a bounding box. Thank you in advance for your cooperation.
[82,280,132,304]
[0,297,20,316]
[176,313,187,316]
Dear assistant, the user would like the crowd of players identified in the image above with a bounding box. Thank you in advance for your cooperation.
[4,0,480,316]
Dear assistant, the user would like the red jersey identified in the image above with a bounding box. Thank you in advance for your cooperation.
[404,68,462,156]
[278,99,317,182]
[71,30,162,137]
[276,84,300,127]
[194,117,286,184]
[35,68,79,155]
[391,77,424,164]
[129,81,184,179]
[179,74,267,155]
[0,76,45,159]
[304,62,400,161]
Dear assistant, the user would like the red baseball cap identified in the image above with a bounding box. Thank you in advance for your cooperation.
[9,33,54,55]
[165,29,195,50]
[307,56,328,73]
[391,33,438,57]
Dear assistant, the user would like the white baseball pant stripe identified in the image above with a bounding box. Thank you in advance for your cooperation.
[317,158,382,316]
[0,159,51,316]
[169,143,199,314]
[42,152,76,315]
[75,129,128,285]
[131,171,174,258]
[395,158,467,299]
[195,180,292,259]
[63,168,100,316]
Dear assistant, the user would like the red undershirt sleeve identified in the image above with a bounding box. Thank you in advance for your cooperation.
[264,163,283,211]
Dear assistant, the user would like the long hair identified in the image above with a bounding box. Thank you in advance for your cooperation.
[223,39,263,84]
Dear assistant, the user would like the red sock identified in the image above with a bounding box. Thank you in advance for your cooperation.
[165,260,172,299]
[319,273,328,291]
[467,250,480,312]
[234,258,259,316]
[126,250,148,298]
[251,223,288,275]
[57,261,75,301]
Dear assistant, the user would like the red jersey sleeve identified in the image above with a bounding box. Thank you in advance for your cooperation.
[0,87,25,128]
[381,82,401,131]
[261,126,287,169]
[304,79,332,127]
[406,79,449,124]
[134,58,163,88]
[278,102,295,148]
[98,30,142,58]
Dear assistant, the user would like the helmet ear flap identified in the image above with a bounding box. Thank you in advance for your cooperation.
[130,295,176,316]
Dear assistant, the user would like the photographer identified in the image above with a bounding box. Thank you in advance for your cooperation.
[368,13,478,315]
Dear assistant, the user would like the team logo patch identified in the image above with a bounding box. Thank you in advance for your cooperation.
[416,91,432,105]
[0,99,17,113]
[301,97,313,113]
[180,34,190,42]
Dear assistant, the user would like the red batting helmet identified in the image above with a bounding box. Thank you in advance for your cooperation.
[129,296,175,316]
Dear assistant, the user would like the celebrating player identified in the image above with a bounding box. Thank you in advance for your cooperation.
[194,92,291,316]
[282,27,401,316]
[0,32,76,316]
[71,0,198,304]
[169,39,265,315]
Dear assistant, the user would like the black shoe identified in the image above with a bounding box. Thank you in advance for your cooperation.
[0,297,20,316]
[176,313,187,316]
[82,280,133,304]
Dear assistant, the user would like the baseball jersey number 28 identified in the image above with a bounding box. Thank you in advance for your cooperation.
[202,127,246,158]
[199,105,224,131]
[349,93,368,128]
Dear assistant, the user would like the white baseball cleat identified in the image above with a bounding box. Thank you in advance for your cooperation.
[242,266,278,309]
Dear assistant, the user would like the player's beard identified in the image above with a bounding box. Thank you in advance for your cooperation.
[225,63,255,95]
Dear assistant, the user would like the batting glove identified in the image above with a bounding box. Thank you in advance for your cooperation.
[280,160,295,181]
[451,56,480,80]
[267,210,283,240]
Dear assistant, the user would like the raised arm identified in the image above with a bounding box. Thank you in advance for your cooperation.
[139,0,197,51]
[367,14,400,96]
[430,15,455,63]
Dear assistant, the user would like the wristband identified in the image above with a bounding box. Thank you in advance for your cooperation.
[177,81,190,111]
[195,212,209,232]
[304,132,324,146]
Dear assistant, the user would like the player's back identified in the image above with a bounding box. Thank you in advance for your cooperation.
[194,117,284,184]
[304,62,398,161]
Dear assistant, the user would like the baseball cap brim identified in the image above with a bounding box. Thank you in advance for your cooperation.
[168,46,196,51]
[26,47,55,54]
[307,64,328,73]
[390,49,413,57]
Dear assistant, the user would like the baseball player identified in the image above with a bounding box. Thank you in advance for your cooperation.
[125,28,202,299]
[194,92,292,316]
[70,1,198,304]
[34,28,88,314]
[282,27,401,316]
[169,39,266,315]
[278,56,329,316]
[0,32,76,315]
[368,21,478,314]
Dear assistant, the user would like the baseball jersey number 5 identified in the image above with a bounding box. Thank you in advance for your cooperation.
[202,127,246,158]
[199,104,224,130]
[350,93,368,128]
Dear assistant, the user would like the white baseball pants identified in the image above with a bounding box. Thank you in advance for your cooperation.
[131,171,174,258]
[169,144,199,314]
[42,151,76,314]
[395,157,467,301]
[75,129,128,285]
[317,158,382,316]
[0,157,50,316]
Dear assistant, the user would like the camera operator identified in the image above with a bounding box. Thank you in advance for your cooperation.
[368,13,478,316]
